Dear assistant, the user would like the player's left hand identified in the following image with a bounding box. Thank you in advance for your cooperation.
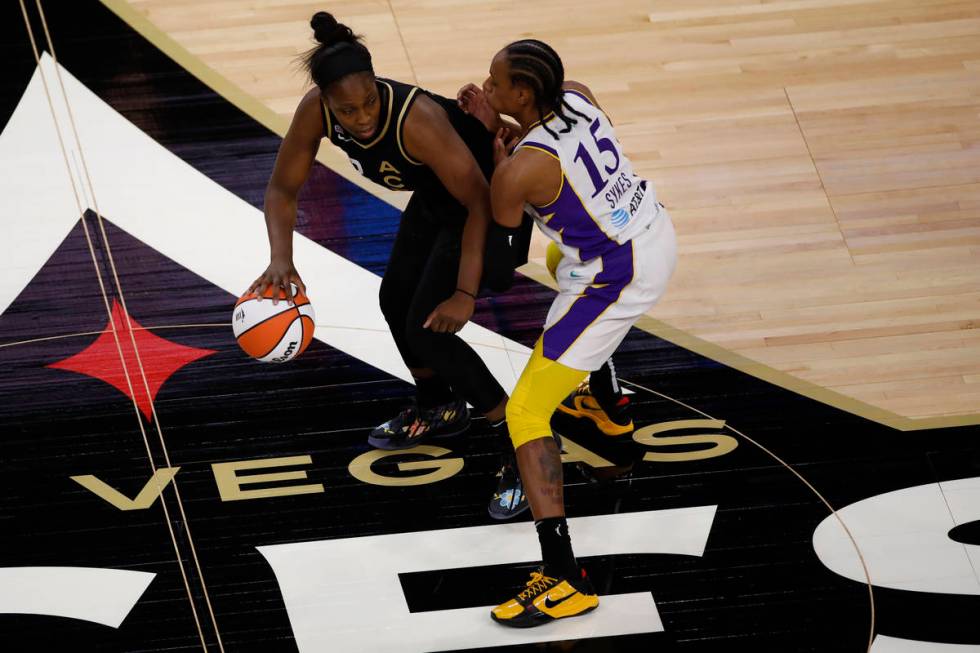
[423,291,475,333]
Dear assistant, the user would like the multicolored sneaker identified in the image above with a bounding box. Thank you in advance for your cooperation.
[490,567,599,628]
[367,399,470,450]
[556,382,633,436]
[488,455,528,520]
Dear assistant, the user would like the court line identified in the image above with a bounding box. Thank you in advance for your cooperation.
[0,322,534,352]
[25,1,220,649]
[386,0,420,86]
[619,377,876,653]
[784,87,855,266]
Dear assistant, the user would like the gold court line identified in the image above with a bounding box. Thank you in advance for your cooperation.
[32,1,224,649]
[0,322,540,362]
[0,330,107,349]
[0,324,239,349]
[619,377,876,653]
[18,1,210,649]
[386,0,420,86]
[783,87,856,267]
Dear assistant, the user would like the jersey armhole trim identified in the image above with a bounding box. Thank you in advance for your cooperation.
[396,87,425,166]
[518,142,563,208]
[320,99,332,139]
[563,89,614,125]
[563,89,594,107]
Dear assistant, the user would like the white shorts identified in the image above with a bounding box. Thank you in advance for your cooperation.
[542,206,676,371]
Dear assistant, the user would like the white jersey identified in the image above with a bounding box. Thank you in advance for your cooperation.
[516,89,660,264]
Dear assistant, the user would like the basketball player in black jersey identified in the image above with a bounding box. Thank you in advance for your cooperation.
[249,12,525,453]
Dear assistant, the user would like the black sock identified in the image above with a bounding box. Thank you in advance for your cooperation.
[590,360,629,424]
[415,375,455,410]
[535,517,578,579]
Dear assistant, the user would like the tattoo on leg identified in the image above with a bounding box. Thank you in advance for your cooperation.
[537,439,563,502]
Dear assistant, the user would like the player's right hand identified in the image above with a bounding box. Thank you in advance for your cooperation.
[457,83,498,133]
[493,127,520,168]
[248,259,307,306]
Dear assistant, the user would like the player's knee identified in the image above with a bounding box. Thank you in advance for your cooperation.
[379,278,416,337]
[377,276,400,323]
[404,314,438,361]
[505,396,551,450]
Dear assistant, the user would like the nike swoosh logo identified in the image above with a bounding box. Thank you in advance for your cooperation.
[544,591,578,609]
[569,271,583,278]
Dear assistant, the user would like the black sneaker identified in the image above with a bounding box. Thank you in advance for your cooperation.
[487,433,563,520]
[367,399,470,450]
[488,455,529,520]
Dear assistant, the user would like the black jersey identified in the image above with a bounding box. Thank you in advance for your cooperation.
[320,78,494,216]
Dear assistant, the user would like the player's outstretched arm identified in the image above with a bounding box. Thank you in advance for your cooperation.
[249,89,322,304]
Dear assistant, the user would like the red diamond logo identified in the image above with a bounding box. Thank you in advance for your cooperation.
[48,300,216,421]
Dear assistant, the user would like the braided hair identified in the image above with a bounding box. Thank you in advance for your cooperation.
[503,39,589,138]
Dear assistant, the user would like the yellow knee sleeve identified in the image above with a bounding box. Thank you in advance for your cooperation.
[545,241,562,281]
[506,339,588,449]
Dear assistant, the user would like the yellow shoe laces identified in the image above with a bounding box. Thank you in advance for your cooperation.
[518,571,558,601]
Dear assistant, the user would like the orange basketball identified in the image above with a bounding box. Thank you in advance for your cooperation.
[232,285,315,363]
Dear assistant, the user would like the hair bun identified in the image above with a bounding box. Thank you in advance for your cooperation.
[310,11,355,46]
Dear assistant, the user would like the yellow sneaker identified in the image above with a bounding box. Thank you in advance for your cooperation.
[556,383,634,437]
[490,568,599,628]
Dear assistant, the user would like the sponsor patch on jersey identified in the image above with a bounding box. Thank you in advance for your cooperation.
[611,208,630,228]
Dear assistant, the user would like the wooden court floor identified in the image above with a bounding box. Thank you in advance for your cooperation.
[123,0,980,428]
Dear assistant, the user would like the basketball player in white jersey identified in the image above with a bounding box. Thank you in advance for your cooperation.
[465,40,677,627]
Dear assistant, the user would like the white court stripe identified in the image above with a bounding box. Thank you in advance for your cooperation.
[0,63,81,317]
[871,636,980,652]
[0,54,527,393]
[0,567,154,628]
[258,506,715,652]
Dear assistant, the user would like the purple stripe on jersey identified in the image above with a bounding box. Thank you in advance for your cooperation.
[537,175,619,261]
[563,89,594,106]
[542,239,635,363]
[520,141,559,158]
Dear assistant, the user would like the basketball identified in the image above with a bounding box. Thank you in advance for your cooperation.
[232,285,316,363]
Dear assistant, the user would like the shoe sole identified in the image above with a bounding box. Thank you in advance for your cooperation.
[490,602,598,628]
[487,500,530,520]
[367,417,471,451]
